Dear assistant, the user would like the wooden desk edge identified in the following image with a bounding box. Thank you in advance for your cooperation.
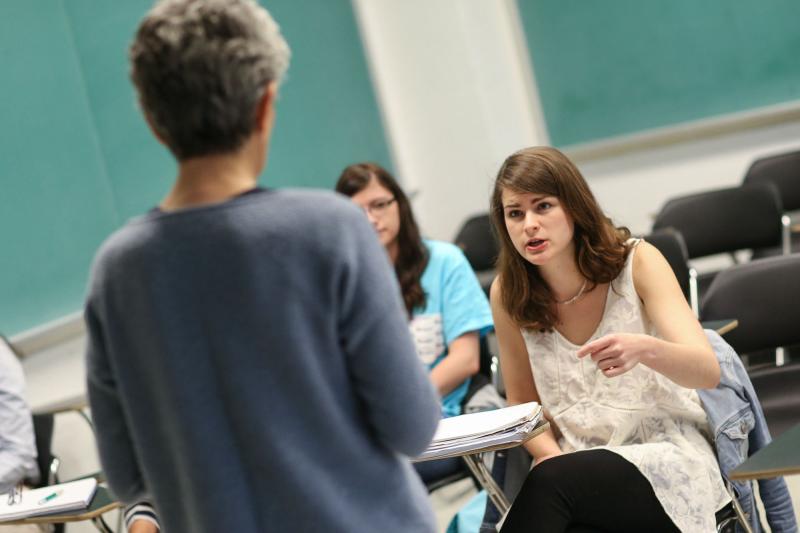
[715,319,739,336]
[31,393,88,416]
[729,464,800,482]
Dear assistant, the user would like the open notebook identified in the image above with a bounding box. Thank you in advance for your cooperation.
[0,478,97,522]
[416,402,542,461]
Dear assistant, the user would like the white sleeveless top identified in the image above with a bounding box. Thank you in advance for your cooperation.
[521,240,729,532]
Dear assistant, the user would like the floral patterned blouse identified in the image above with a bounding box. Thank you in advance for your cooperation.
[521,240,729,532]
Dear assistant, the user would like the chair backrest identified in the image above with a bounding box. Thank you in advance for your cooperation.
[701,254,800,354]
[454,214,498,272]
[30,413,65,533]
[30,413,56,487]
[652,183,783,259]
[643,228,691,301]
[747,363,800,438]
[743,149,800,212]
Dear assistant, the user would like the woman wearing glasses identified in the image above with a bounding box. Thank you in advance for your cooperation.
[336,162,493,484]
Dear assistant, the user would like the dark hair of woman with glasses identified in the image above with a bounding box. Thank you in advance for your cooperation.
[336,162,494,484]
[336,162,427,315]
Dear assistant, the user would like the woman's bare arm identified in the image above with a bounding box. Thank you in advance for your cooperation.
[577,242,719,389]
[428,332,480,396]
[491,278,562,463]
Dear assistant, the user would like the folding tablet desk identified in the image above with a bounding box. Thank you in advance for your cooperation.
[0,486,120,532]
[730,422,800,481]
[415,418,549,515]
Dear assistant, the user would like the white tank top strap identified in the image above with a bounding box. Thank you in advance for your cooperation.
[612,237,642,305]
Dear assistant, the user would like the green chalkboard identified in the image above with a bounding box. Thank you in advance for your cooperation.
[0,0,390,335]
[517,0,800,147]
[0,1,121,335]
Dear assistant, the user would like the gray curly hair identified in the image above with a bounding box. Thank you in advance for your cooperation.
[130,0,290,160]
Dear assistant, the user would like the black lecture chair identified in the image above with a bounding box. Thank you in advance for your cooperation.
[643,228,697,315]
[30,413,60,488]
[652,183,787,307]
[453,212,505,389]
[30,409,114,533]
[426,340,499,494]
[424,391,484,494]
[29,413,65,533]
[430,213,507,498]
[701,254,800,437]
[1,335,111,532]
[742,149,800,257]
[454,213,498,296]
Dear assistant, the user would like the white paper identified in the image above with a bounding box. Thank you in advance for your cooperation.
[415,402,542,461]
[432,402,540,443]
[418,419,541,461]
[0,477,97,522]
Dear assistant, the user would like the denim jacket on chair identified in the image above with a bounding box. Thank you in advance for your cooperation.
[698,330,797,533]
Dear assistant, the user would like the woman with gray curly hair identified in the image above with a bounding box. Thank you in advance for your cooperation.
[85,1,440,532]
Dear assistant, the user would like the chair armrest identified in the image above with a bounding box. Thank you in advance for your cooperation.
[31,392,87,416]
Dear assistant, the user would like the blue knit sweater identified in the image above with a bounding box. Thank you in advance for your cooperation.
[85,189,440,533]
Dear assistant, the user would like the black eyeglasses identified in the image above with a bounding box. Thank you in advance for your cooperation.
[365,197,396,216]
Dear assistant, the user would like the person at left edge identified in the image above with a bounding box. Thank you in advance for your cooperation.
[0,340,49,533]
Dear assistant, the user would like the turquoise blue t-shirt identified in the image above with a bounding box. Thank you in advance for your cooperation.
[409,240,494,418]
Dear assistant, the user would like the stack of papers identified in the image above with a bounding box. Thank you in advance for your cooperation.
[0,478,97,522]
[416,402,542,461]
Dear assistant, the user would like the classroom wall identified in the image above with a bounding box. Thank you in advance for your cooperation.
[352,0,545,242]
[0,0,390,336]
[355,0,800,241]
[579,122,800,237]
[517,0,800,147]
[17,2,800,386]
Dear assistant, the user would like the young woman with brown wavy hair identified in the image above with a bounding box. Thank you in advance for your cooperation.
[490,147,727,532]
[336,162,493,484]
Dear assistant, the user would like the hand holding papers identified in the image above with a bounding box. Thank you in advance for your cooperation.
[0,478,97,522]
[416,402,544,462]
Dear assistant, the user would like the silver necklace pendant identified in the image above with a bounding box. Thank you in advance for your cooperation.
[555,279,587,305]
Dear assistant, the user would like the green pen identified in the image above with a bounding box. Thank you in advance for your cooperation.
[37,489,63,505]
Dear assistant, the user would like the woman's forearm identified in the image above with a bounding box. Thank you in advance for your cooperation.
[523,428,563,463]
[428,332,480,396]
[643,337,720,389]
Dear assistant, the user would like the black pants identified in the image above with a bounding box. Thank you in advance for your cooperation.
[500,449,680,533]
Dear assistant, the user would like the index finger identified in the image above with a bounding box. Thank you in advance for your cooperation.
[577,334,614,357]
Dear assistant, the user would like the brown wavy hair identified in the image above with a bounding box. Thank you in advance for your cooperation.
[490,147,630,331]
[336,162,428,315]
